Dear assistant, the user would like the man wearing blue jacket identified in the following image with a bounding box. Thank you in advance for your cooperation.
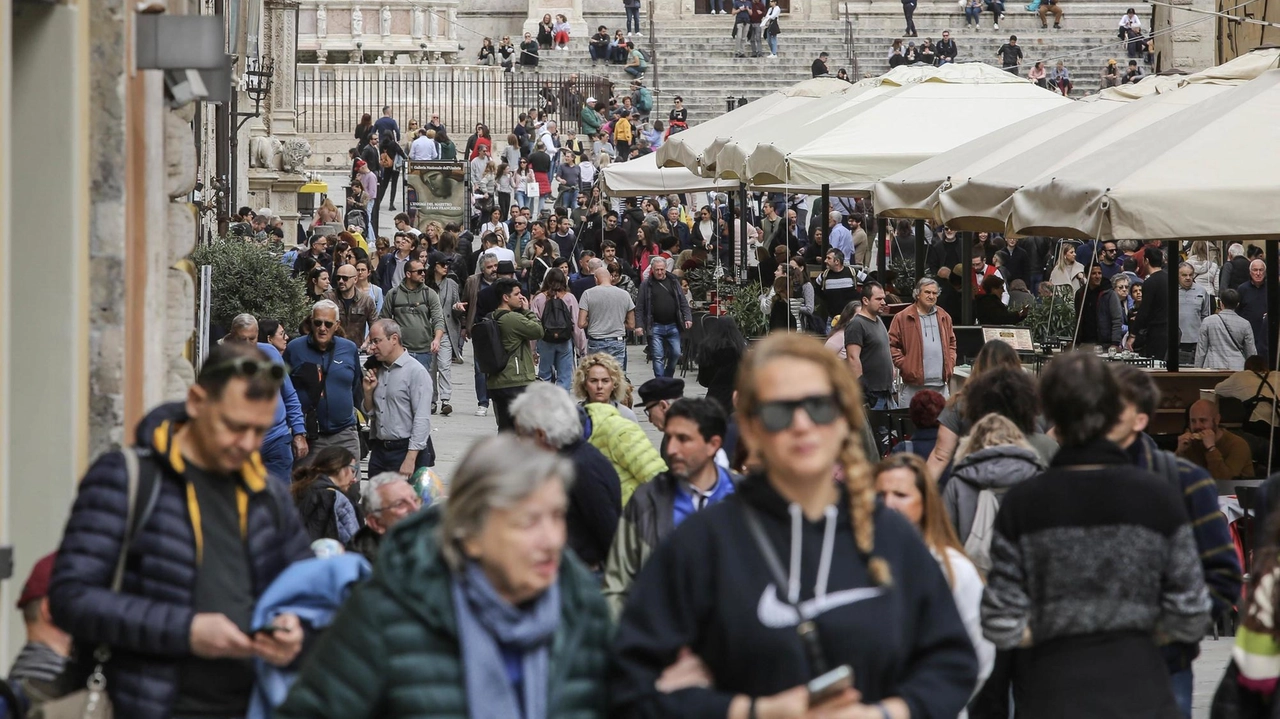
[48,342,315,719]
[222,313,308,483]
[283,300,364,459]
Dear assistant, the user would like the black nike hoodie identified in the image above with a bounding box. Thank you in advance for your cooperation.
[609,473,977,719]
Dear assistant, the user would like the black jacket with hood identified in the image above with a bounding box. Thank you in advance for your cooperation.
[609,474,978,719]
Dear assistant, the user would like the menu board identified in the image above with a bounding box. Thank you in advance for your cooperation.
[982,326,1035,352]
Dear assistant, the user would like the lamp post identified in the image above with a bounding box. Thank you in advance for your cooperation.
[228,55,276,219]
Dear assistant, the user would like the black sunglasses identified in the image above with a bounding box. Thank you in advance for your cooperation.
[313,320,337,328]
[203,357,287,382]
[756,394,841,433]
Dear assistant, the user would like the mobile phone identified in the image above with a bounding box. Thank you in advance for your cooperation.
[807,665,853,706]
[253,624,283,637]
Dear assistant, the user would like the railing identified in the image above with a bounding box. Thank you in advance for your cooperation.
[297,0,461,64]
[841,2,862,79]
[295,65,598,137]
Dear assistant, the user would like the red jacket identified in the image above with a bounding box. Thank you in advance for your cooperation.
[888,304,957,387]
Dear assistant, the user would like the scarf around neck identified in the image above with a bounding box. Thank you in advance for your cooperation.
[451,560,560,719]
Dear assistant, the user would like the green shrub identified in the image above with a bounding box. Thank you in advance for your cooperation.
[190,236,311,332]
[723,280,768,338]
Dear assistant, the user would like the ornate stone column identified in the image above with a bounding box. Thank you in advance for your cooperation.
[249,0,310,225]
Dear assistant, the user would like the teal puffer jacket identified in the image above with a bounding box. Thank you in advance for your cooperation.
[276,506,612,719]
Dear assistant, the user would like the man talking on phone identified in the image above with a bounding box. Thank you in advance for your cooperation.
[48,342,316,719]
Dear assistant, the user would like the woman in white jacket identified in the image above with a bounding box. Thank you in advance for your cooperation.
[1048,242,1086,293]
[874,452,995,718]
[1186,240,1220,301]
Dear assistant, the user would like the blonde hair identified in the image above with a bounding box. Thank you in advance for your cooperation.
[954,413,1032,464]
[735,333,891,586]
[572,353,629,405]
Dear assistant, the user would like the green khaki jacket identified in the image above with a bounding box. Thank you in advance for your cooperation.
[487,308,544,390]
[381,280,445,353]
[275,507,612,719]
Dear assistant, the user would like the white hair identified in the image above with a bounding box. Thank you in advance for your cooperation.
[1229,243,1245,259]
[230,313,259,332]
[509,383,583,448]
[649,255,667,268]
[312,299,341,320]
[362,472,408,515]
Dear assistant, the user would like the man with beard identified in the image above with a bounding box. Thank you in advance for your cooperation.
[602,398,737,617]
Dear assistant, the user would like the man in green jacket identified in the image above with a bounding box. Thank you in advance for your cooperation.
[486,277,544,430]
[381,259,445,372]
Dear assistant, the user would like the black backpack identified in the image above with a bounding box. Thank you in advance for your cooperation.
[541,296,573,343]
[471,314,510,375]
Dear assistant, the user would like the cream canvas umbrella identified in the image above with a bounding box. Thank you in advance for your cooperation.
[600,153,740,197]
[655,77,851,175]
[875,48,1280,230]
[718,63,1070,192]
[1007,67,1280,240]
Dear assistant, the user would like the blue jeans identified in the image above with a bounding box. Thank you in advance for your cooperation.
[965,5,981,22]
[537,339,575,390]
[260,432,294,486]
[1169,669,1192,719]
[649,323,681,377]
[474,356,489,407]
[588,337,627,371]
[767,34,778,55]
[559,187,578,209]
[709,0,729,11]
[625,5,641,31]
[409,350,434,372]
[625,65,644,78]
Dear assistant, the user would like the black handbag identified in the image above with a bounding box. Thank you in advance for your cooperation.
[1210,662,1280,719]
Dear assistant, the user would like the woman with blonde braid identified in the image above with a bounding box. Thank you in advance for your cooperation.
[610,333,978,719]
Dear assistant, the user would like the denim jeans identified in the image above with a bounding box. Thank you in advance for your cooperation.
[473,356,490,407]
[588,337,627,371]
[259,432,294,486]
[625,65,644,78]
[1169,669,1192,719]
[767,34,778,55]
[649,323,681,377]
[625,5,641,31]
[964,5,981,22]
[409,350,434,373]
[515,190,529,208]
[537,339,576,390]
[559,187,578,209]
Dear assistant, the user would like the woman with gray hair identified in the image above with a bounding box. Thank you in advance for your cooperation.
[277,434,613,719]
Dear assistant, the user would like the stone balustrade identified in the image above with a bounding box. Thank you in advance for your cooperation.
[299,0,463,64]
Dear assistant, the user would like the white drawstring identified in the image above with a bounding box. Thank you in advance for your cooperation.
[788,504,802,604]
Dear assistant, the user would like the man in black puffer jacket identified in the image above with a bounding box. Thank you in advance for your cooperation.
[48,343,315,719]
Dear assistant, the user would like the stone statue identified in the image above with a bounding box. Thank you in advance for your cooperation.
[380,5,391,36]
[249,136,283,170]
[315,4,326,38]
[280,139,312,173]
[351,6,362,36]
[411,6,423,38]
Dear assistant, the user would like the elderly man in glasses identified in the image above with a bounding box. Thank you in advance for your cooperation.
[283,299,365,460]
[347,472,424,564]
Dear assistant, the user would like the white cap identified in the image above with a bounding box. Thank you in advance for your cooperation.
[586,96,596,104]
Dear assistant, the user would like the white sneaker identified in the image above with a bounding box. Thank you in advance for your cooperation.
[993,21,999,28]
[768,53,778,58]
[475,405,489,416]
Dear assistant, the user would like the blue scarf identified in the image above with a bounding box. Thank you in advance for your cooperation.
[451,561,560,719]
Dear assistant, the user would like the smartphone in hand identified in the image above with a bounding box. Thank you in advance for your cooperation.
[807,665,853,706]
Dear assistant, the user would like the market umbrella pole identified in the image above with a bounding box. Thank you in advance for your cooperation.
[914,221,926,283]
[739,187,750,282]
[877,218,889,280]
[961,232,973,326]
[1166,239,1180,371]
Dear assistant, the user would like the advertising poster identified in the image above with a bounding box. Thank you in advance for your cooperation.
[404,160,469,233]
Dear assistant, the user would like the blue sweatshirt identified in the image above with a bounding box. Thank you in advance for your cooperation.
[259,343,306,444]
[282,336,363,434]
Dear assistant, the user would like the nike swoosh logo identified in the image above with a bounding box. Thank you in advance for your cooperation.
[332,359,344,364]
[756,583,887,629]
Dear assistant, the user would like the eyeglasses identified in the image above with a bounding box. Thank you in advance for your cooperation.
[756,394,841,433]
[203,357,288,382]
[313,320,337,329]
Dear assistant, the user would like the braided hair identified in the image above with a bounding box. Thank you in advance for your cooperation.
[735,333,892,587]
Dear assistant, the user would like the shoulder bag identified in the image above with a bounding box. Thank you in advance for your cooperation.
[26,449,160,719]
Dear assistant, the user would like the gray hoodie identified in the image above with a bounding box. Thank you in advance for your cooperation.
[943,444,1044,544]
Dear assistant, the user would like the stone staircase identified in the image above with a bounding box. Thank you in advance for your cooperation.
[530,3,1155,124]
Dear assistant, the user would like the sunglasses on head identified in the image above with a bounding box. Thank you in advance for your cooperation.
[756,394,841,433]
[203,357,287,382]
